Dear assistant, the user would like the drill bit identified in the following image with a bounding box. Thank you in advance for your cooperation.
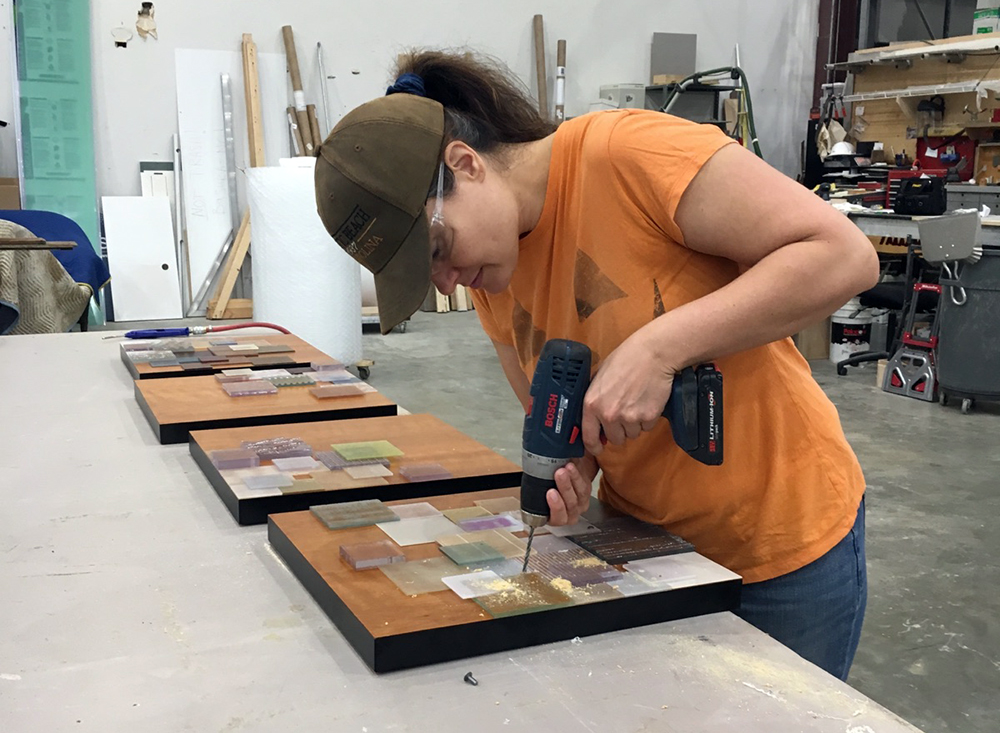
[521,527,536,572]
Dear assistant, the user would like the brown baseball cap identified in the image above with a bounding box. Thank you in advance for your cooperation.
[314,94,445,334]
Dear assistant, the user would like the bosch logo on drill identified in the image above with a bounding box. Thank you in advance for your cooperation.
[544,394,558,429]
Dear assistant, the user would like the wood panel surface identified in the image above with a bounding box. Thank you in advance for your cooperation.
[189,414,522,524]
[123,333,332,380]
[268,490,742,672]
[135,374,396,444]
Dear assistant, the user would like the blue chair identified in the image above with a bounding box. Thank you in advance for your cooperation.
[0,209,111,331]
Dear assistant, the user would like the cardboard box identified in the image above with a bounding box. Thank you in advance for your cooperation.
[0,177,20,210]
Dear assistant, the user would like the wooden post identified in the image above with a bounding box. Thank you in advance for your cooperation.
[307,104,323,148]
[282,25,314,153]
[533,15,548,117]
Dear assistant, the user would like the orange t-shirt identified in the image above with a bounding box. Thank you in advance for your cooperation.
[471,109,866,584]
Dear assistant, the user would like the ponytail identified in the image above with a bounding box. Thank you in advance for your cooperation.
[394,50,555,194]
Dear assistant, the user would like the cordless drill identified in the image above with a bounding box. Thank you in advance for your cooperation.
[519,339,723,568]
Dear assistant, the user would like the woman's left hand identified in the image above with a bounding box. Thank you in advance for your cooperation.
[581,326,677,456]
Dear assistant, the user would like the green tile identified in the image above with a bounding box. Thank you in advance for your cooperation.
[331,440,404,461]
[439,541,505,567]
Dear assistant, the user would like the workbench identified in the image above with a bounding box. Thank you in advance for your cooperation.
[849,210,1000,247]
[0,331,922,732]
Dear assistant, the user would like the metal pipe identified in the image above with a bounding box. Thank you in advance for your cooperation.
[220,74,240,234]
[172,133,190,312]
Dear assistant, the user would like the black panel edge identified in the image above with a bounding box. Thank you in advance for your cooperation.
[371,579,741,673]
[188,437,241,523]
[237,471,524,526]
[159,402,398,445]
[268,518,375,669]
[137,358,316,380]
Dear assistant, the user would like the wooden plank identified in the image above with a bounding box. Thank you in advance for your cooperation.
[209,210,251,320]
[121,332,331,380]
[533,15,548,116]
[206,297,253,320]
[268,490,741,673]
[307,104,323,148]
[0,238,75,250]
[242,33,265,168]
[435,289,450,313]
[453,286,470,312]
[134,372,397,444]
[188,413,522,525]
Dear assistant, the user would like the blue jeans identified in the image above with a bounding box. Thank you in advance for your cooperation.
[735,498,867,681]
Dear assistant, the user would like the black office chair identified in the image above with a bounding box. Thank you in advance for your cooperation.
[837,239,939,376]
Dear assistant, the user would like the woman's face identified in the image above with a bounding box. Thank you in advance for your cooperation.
[424,144,521,295]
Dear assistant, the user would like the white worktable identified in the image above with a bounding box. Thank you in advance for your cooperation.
[0,331,922,732]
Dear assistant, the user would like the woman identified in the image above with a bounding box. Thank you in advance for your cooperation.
[314,51,879,680]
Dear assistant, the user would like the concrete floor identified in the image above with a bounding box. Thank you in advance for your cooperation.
[361,310,1000,733]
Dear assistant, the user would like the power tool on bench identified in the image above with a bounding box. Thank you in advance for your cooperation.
[519,339,723,570]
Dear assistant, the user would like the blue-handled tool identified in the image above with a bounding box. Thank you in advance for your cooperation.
[103,322,291,340]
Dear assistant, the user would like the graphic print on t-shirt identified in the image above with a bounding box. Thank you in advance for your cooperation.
[574,250,627,322]
[653,279,666,319]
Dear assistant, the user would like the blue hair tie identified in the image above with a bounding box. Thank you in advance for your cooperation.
[386,72,426,97]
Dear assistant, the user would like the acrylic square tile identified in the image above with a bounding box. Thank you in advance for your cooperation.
[243,473,294,490]
[437,529,526,559]
[526,547,622,588]
[221,367,254,376]
[221,380,278,396]
[439,541,505,567]
[282,477,322,494]
[314,450,389,471]
[527,534,577,555]
[344,464,393,480]
[268,374,315,388]
[311,499,399,530]
[181,363,214,373]
[376,515,458,546]
[398,463,453,482]
[174,355,202,363]
[567,517,694,564]
[251,355,295,366]
[621,556,697,586]
[562,582,623,605]
[229,343,259,353]
[340,540,405,570]
[441,506,492,523]
[380,557,456,596]
[311,360,344,371]
[310,384,365,399]
[442,571,512,599]
[209,448,260,470]
[457,514,521,532]
[331,440,404,461]
[474,572,574,618]
[548,520,600,537]
[148,358,180,368]
[241,437,312,460]
[473,497,521,515]
[389,502,442,520]
[271,456,323,473]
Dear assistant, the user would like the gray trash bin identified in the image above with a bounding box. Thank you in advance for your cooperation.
[936,248,1000,410]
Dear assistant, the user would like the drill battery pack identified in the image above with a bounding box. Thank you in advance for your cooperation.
[666,365,723,465]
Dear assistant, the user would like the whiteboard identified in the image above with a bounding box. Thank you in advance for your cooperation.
[175,49,290,296]
[102,196,183,322]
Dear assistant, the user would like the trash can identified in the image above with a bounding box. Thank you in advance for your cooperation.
[936,247,1000,412]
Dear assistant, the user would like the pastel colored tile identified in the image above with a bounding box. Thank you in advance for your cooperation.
[398,463,453,482]
[313,450,389,471]
[243,473,294,490]
[255,344,294,354]
[267,374,316,388]
[437,529,526,559]
[311,360,344,371]
[250,369,292,379]
[282,478,322,494]
[473,497,521,515]
[221,380,278,396]
[310,384,365,399]
[439,541,505,567]
[229,344,259,353]
[271,456,324,473]
[311,499,399,530]
[441,506,493,523]
[208,346,234,356]
[380,557,456,596]
[331,440,404,461]
[442,570,512,599]
[209,448,260,470]
[344,464,393,480]
[457,514,522,532]
[221,368,254,376]
[340,540,405,570]
[376,515,459,547]
[313,371,360,384]
[390,502,442,520]
[474,572,574,618]
[215,373,252,383]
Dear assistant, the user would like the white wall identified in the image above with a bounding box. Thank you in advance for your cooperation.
[3,0,819,188]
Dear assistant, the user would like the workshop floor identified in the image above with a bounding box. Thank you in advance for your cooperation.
[360,310,1000,733]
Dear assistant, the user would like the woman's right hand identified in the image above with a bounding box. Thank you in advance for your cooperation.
[546,453,599,526]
